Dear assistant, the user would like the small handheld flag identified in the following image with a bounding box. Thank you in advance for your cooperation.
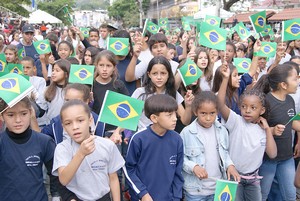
[69,64,94,85]
[285,112,300,126]
[233,58,252,73]
[33,39,51,55]
[199,22,227,51]
[182,21,191,31]
[256,42,277,58]
[0,53,7,76]
[214,179,238,201]
[233,22,251,41]
[107,37,129,56]
[143,19,159,35]
[177,58,202,87]
[204,15,221,27]
[282,18,300,42]
[159,18,169,30]
[18,48,26,59]
[7,63,23,75]
[98,90,144,131]
[0,73,34,108]
[261,25,273,37]
[249,11,266,33]
[80,27,90,38]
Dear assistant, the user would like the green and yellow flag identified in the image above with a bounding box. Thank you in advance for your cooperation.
[159,18,169,30]
[234,58,252,73]
[286,112,300,125]
[0,73,34,108]
[18,48,26,59]
[182,21,191,31]
[233,22,251,41]
[143,19,159,35]
[177,58,202,87]
[98,90,144,131]
[7,63,23,75]
[107,37,129,56]
[0,53,7,76]
[282,18,300,41]
[33,39,51,55]
[204,15,221,27]
[214,179,238,201]
[80,27,90,38]
[261,25,273,37]
[256,42,277,57]
[69,64,94,85]
[199,22,227,50]
[249,10,266,33]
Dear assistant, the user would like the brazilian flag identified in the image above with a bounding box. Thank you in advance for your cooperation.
[69,64,94,85]
[107,37,129,56]
[233,22,251,41]
[177,58,202,87]
[80,27,90,38]
[261,25,273,37]
[199,22,227,51]
[204,15,221,27]
[214,179,238,201]
[182,21,191,31]
[98,90,144,131]
[7,63,23,75]
[18,48,26,59]
[0,53,7,76]
[33,39,51,55]
[257,42,277,57]
[159,18,169,30]
[233,58,252,73]
[249,10,266,33]
[144,19,159,35]
[282,18,300,41]
[0,73,34,108]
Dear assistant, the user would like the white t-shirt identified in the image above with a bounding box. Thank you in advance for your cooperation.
[138,48,153,64]
[200,77,211,91]
[52,136,125,201]
[225,110,266,174]
[131,87,183,131]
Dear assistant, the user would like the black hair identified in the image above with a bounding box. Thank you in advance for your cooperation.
[148,33,168,51]
[58,40,74,58]
[192,91,218,113]
[21,56,35,66]
[66,57,80,64]
[45,32,59,43]
[167,43,176,50]
[290,55,300,62]
[89,28,99,36]
[144,94,178,118]
[60,99,91,120]
[64,83,91,102]
[82,46,101,65]
[284,61,300,75]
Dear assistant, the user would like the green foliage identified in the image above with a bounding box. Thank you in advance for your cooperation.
[76,0,109,10]
[0,0,31,17]
[38,0,76,25]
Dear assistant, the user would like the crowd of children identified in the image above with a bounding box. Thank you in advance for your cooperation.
[1,19,300,201]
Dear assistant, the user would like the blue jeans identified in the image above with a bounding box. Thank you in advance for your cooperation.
[259,158,296,201]
[235,176,262,201]
[184,192,214,201]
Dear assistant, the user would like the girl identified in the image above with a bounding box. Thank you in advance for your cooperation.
[57,41,74,60]
[52,99,124,201]
[92,50,129,131]
[254,64,300,201]
[0,97,56,201]
[44,59,70,123]
[4,45,19,64]
[132,56,194,131]
[180,91,240,201]
[10,30,20,46]
[82,46,100,65]
[218,64,277,201]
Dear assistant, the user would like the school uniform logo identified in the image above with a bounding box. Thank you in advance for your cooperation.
[287,108,295,117]
[169,155,177,165]
[25,155,40,167]
[91,160,106,171]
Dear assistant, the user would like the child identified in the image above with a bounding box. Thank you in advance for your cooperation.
[180,91,240,200]
[4,44,19,64]
[131,56,193,131]
[194,48,213,91]
[92,50,129,131]
[57,40,74,60]
[52,99,124,201]
[0,97,56,200]
[124,94,184,201]
[82,46,100,65]
[254,64,300,201]
[42,83,105,144]
[218,64,277,201]
[44,59,70,123]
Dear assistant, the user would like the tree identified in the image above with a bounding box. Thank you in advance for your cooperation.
[204,0,251,11]
[76,0,109,11]
[0,0,31,17]
[38,0,76,25]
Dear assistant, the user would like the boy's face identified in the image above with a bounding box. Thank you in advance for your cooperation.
[277,42,287,51]
[151,111,177,132]
[151,42,168,57]
[100,28,109,39]
[89,31,99,42]
[167,48,175,60]
[21,60,36,76]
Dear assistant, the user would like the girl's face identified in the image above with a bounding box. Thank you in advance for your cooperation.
[58,43,72,59]
[64,88,88,104]
[96,57,115,82]
[285,68,299,94]
[225,44,235,63]
[167,49,175,60]
[61,105,92,144]
[258,57,267,70]
[5,49,16,63]
[197,51,209,70]
[209,49,219,62]
[236,48,245,58]
[84,50,92,65]
[2,102,31,134]
[233,33,240,42]
[14,33,20,41]
[240,95,265,123]
[295,40,300,49]
[51,64,66,85]
[172,35,178,44]
[231,68,240,88]
[148,64,169,91]
[194,101,217,128]
[188,39,195,50]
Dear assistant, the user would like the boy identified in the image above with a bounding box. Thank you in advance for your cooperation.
[125,33,179,82]
[99,23,109,49]
[124,94,184,201]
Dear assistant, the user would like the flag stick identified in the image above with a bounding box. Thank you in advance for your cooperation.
[285,117,294,126]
